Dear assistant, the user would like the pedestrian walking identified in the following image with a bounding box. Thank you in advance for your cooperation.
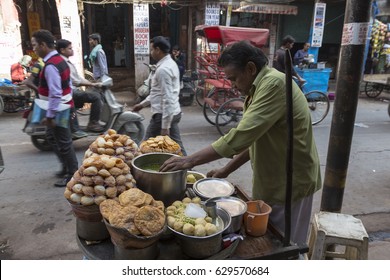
[31,29,78,187]
[132,36,187,155]
[88,33,108,81]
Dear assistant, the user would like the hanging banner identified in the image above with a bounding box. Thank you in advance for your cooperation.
[311,3,326,47]
[133,4,150,55]
[55,0,83,77]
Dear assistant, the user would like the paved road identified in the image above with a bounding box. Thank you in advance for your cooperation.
[0,91,389,259]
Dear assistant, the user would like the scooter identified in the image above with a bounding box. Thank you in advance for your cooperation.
[135,64,196,106]
[23,75,145,151]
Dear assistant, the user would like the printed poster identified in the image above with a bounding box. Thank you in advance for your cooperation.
[311,3,326,47]
[133,4,150,55]
[205,2,220,53]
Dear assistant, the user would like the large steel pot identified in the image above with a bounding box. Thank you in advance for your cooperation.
[131,153,187,206]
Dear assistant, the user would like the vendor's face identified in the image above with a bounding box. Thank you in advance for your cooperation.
[224,62,257,95]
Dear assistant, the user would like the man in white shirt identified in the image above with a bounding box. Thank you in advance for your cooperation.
[57,39,104,134]
[133,36,186,155]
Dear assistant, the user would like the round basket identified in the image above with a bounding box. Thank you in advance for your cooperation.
[68,201,103,222]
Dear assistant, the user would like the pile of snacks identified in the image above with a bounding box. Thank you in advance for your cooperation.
[100,188,165,236]
[64,154,136,206]
[166,197,219,237]
[84,129,141,168]
[139,135,183,155]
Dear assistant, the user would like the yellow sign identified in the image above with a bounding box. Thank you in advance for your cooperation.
[27,12,41,37]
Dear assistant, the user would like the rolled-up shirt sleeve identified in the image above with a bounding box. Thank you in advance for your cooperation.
[45,64,63,118]
[212,77,286,158]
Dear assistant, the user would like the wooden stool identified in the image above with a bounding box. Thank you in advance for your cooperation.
[308,211,369,260]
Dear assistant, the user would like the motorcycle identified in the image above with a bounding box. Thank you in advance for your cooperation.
[23,75,145,151]
[135,64,196,106]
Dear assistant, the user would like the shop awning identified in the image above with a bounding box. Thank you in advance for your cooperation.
[233,4,298,15]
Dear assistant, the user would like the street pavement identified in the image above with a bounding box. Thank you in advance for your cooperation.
[0,79,389,260]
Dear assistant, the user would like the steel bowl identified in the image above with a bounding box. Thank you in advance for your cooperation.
[168,207,231,259]
[131,153,187,206]
[193,178,235,200]
[206,196,247,233]
[186,170,206,188]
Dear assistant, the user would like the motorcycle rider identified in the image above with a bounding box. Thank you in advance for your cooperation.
[57,39,104,134]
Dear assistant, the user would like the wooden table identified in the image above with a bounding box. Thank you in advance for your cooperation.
[76,185,308,260]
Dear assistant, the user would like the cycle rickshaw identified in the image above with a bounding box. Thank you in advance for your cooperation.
[194,25,269,134]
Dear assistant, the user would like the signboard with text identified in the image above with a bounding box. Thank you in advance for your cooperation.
[133,4,150,55]
[311,3,326,47]
[205,2,220,52]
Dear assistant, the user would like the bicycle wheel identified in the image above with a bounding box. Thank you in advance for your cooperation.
[216,98,244,136]
[305,90,330,125]
[203,87,232,125]
[2,95,24,113]
[196,80,218,107]
[195,79,206,106]
[365,82,383,98]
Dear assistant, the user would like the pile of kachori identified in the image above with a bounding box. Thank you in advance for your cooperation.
[100,188,165,236]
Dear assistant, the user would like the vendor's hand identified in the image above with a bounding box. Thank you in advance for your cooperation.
[160,155,194,172]
[42,118,56,128]
[207,168,229,179]
[132,104,143,112]
[160,128,169,136]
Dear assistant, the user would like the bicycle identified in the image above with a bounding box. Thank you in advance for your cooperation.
[300,81,330,125]
[214,80,330,136]
[215,97,245,136]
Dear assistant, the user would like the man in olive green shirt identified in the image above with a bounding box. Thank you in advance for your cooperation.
[161,41,321,244]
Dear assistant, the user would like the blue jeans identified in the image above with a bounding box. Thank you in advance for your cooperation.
[144,113,187,156]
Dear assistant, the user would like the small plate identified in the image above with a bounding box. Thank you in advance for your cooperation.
[193,178,235,200]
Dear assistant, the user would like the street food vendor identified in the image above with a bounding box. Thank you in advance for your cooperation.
[161,41,322,244]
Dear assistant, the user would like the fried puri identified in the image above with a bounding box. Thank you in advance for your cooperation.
[134,205,165,236]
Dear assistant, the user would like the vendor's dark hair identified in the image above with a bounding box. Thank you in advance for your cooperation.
[32,29,55,48]
[56,39,71,52]
[218,41,268,72]
[89,33,101,43]
[282,35,295,46]
[151,36,171,53]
